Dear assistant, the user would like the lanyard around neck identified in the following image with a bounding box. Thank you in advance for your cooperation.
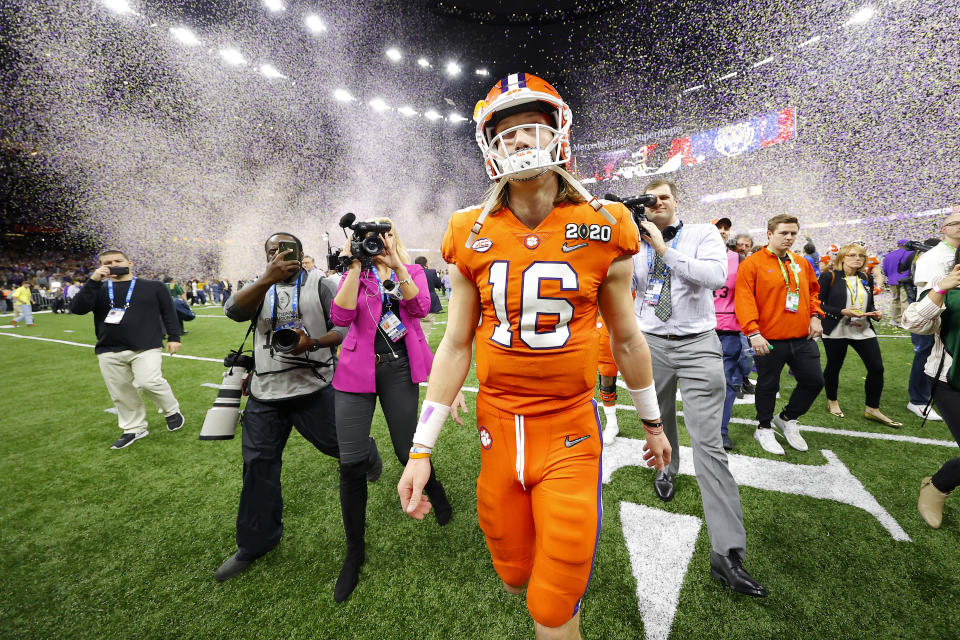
[371,267,396,309]
[646,227,683,273]
[767,248,799,292]
[267,272,303,330]
[107,277,137,309]
[844,274,865,307]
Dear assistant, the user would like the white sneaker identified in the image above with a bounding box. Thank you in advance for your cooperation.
[772,414,808,451]
[907,402,943,421]
[754,427,785,455]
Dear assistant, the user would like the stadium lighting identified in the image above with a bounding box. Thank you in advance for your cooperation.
[445,61,461,76]
[369,98,390,112]
[682,84,705,94]
[424,109,442,121]
[397,106,418,117]
[448,113,468,123]
[718,72,737,81]
[752,56,775,68]
[475,68,489,76]
[333,89,355,102]
[386,48,402,62]
[845,6,877,26]
[798,35,821,48]
[169,27,200,46]
[417,57,431,68]
[304,15,327,33]
[102,0,134,14]
[259,64,286,79]
[263,0,284,12]
[219,49,247,66]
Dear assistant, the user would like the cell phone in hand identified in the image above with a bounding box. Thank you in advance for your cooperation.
[109,266,130,276]
[278,241,299,262]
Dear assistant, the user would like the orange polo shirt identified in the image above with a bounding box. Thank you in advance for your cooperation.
[735,247,824,339]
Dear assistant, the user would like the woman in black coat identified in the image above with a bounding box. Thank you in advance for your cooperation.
[818,244,901,426]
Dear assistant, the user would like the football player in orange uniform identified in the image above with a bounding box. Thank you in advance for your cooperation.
[397,73,671,639]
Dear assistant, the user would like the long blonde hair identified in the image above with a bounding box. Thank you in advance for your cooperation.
[371,217,411,265]
[481,170,586,214]
[832,243,867,274]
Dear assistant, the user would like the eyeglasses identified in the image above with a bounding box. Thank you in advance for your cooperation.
[944,221,960,228]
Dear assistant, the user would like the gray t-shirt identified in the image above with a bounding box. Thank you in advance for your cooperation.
[224,270,347,401]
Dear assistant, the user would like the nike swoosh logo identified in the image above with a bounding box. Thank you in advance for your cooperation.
[564,435,591,448]
[561,242,588,253]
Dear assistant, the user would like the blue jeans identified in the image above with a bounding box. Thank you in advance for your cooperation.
[738,333,754,377]
[909,333,934,405]
[719,333,744,436]
[13,304,33,324]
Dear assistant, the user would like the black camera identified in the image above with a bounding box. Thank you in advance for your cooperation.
[603,193,658,236]
[903,240,936,253]
[331,212,393,271]
[224,350,254,370]
[272,326,305,354]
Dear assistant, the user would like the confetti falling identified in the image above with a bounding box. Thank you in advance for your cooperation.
[2,0,959,278]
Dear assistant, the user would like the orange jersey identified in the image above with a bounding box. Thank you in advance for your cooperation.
[442,200,640,415]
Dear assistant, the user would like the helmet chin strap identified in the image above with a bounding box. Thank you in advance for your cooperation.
[464,164,617,249]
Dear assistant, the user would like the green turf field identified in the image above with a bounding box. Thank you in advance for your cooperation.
[1,306,957,639]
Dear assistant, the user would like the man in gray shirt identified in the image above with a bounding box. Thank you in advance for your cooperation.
[632,179,765,597]
[214,232,382,582]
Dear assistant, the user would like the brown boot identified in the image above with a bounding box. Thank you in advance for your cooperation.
[918,476,950,529]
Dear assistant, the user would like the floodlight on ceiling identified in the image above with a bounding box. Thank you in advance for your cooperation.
[263,0,284,12]
[386,48,402,62]
[333,89,355,102]
[102,0,134,14]
[369,98,390,112]
[305,15,327,33]
[219,49,247,66]
[417,57,431,68]
[260,64,286,79]
[448,113,468,123]
[475,68,489,76]
[397,106,418,117]
[169,27,200,46]
[424,110,442,121]
[844,6,877,26]
[445,61,461,76]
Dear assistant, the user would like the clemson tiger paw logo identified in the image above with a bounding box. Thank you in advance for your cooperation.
[478,426,493,449]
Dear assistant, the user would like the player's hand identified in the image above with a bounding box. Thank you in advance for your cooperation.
[642,432,672,471]
[450,391,468,425]
[166,341,181,354]
[398,458,433,520]
[263,249,300,284]
[808,316,823,340]
[638,221,668,255]
[749,334,772,356]
[91,266,111,282]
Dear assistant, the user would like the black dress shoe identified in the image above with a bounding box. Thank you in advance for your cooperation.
[214,552,253,582]
[722,433,734,451]
[741,379,755,394]
[334,547,365,602]
[654,471,675,502]
[710,551,767,598]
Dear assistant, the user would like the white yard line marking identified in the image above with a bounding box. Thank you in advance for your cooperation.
[604,438,910,541]
[621,503,701,640]
[0,332,221,362]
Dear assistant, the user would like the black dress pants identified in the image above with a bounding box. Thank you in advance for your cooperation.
[754,337,824,426]
[235,386,339,561]
[822,336,884,408]
[931,380,960,493]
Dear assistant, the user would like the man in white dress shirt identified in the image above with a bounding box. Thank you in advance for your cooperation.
[631,179,765,597]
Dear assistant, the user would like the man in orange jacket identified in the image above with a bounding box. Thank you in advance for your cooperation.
[735,214,825,455]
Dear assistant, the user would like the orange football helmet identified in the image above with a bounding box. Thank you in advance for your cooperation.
[473,73,573,181]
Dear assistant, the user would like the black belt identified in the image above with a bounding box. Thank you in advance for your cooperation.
[716,329,740,336]
[647,329,715,341]
[375,351,405,364]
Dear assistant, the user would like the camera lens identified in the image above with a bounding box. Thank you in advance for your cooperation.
[361,236,384,256]
[273,328,299,354]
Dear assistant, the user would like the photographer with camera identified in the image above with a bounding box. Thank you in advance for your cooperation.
[329,216,461,602]
[214,232,383,583]
[69,249,185,449]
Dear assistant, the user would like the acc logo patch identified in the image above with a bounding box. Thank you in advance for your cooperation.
[524,234,541,249]
[472,237,493,253]
[478,426,493,450]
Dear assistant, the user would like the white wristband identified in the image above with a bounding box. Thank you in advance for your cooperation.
[412,400,451,449]
[627,384,661,421]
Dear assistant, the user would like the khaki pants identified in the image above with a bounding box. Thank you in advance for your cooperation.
[889,285,909,322]
[97,348,180,434]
